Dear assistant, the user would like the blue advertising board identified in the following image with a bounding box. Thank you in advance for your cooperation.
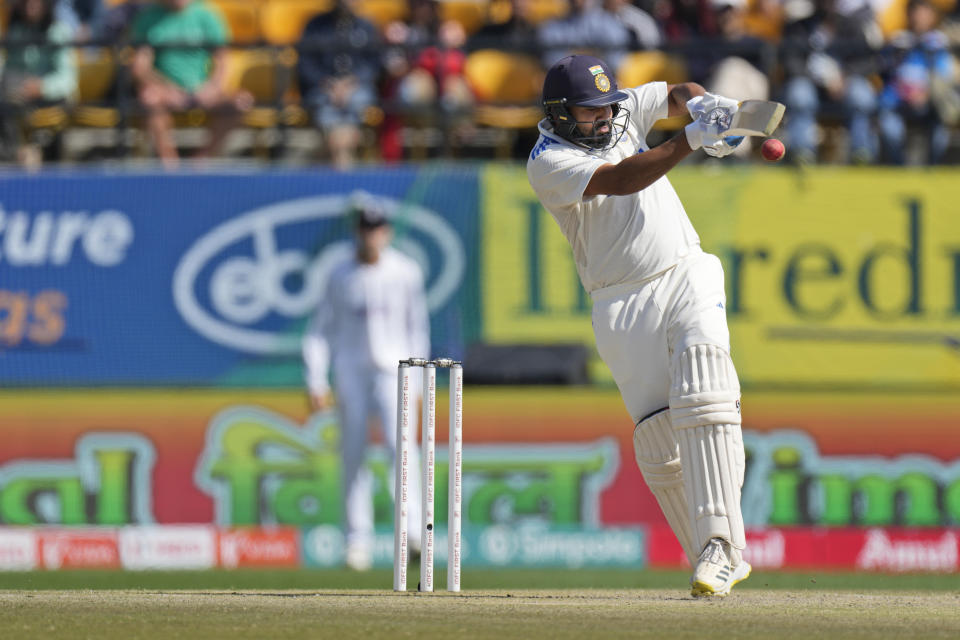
[0,168,480,386]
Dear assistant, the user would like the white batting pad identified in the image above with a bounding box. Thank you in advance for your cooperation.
[633,409,697,565]
[670,345,746,552]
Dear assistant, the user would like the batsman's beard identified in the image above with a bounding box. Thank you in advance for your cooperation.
[590,119,613,148]
[571,108,630,150]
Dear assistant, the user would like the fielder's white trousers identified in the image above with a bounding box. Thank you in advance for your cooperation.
[336,364,421,553]
[591,249,732,424]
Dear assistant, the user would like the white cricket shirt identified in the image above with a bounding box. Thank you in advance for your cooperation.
[526,81,700,294]
[302,246,430,396]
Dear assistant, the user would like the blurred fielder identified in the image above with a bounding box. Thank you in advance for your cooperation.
[302,195,431,571]
[527,54,751,597]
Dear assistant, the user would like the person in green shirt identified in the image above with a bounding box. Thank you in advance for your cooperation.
[131,0,252,167]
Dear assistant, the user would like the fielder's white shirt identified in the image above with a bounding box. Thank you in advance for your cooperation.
[527,81,700,294]
[302,247,430,396]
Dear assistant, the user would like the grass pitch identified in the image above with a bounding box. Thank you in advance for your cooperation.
[1,570,958,639]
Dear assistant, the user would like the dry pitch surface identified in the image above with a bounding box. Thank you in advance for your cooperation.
[2,589,959,639]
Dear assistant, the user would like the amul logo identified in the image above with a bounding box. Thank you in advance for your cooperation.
[172,195,465,354]
[856,529,958,571]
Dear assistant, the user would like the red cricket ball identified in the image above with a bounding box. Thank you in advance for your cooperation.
[761,138,786,162]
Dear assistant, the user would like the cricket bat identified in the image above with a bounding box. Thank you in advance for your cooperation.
[726,100,786,137]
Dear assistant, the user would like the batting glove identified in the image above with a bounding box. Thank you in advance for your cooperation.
[703,135,745,158]
[686,92,740,126]
[684,121,743,155]
[684,92,740,153]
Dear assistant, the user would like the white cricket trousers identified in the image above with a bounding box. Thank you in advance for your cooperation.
[337,365,421,552]
[591,249,732,424]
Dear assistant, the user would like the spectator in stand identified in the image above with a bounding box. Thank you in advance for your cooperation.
[942,1,960,44]
[536,0,633,68]
[741,0,784,41]
[96,0,150,42]
[603,0,663,50]
[878,0,958,163]
[652,0,784,42]
[781,0,882,163]
[704,0,770,86]
[652,0,715,42]
[131,0,253,168]
[297,0,382,169]
[54,0,105,41]
[0,0,77,167]
[380,0,473,161]
[704,0,771,157]
[467,0,538,51]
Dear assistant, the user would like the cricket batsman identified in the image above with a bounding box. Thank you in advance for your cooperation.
[527,54,751,597]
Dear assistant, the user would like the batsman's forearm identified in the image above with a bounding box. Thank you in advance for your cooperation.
[667,82,706,117]
[588,134,694,196]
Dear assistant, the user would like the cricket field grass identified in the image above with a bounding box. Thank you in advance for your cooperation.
[1,569,958,639]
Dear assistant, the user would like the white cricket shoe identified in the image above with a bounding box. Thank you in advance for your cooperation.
[344,544,373,572]
[690,538,752,598]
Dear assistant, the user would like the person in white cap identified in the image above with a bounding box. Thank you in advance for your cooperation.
[527,54,750,597]
[302,193,430,571]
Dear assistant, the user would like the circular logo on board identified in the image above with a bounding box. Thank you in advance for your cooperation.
[173,194,465,354]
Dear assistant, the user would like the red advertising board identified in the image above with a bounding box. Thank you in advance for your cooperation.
[649,525,959,572]
[0,388,958,573]
[218,528,300,568]
[39,530,120,569]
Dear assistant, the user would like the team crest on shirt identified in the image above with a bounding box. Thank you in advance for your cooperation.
[594,73,611,92]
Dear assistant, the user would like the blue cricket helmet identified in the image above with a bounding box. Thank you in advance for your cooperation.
[541,55,630,150]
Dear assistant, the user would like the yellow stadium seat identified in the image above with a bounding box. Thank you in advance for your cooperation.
[485,0,512,24]
[76,48,116,103]
[465,48,543,103]
[353,0,408,27]
[26,106,68,129]
[226,48,279,127]
[525,0,567,25]
[260,0,334,45]
[224,48,308,128]
[742,0,782,42]
[73,48,120,128]
[617,51,687,87]
[879,0,955,37]
[464,49,543,128]
[225,49,280,102]
[210,0,261,44]
[617,51,689,130]
[440,0,490,35]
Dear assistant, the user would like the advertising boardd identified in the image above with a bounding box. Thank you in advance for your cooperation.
[482,167,960,390]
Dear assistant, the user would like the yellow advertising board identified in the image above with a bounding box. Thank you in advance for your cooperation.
[480,165,609,381]
[482,166,960,391]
